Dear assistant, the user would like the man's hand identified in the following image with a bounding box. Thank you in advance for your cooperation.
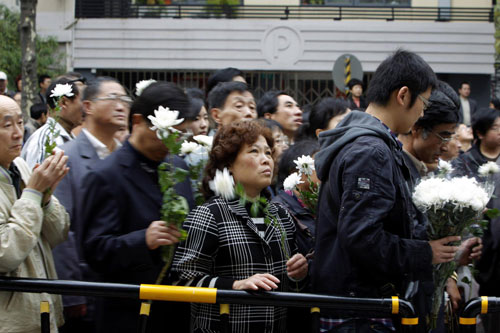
[457,237,483,266]
[429,236,460,264]
[446,278,462,312]
[27,151,69,203]
[232,273,280,291]
[145,221,181,250]
[286,253,308,281]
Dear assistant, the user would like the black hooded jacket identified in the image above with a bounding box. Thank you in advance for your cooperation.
[311,111,433,310]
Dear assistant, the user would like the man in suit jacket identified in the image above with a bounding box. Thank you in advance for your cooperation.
[458,81,478,126]
[80,81,195,333]
[52,77,131,332]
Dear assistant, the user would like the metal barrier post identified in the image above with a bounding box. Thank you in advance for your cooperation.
[138,302,151,333]
[459,296,500,333]
[310,307,320,333]
[220,303,230,333]
[40,301,50,333]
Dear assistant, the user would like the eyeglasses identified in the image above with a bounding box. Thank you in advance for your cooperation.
[93,94,133,105]
[418,94,432,111]
[431,131,453,144]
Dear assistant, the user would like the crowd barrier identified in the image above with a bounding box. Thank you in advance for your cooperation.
[0,276,418,332]
[459,296,500,333]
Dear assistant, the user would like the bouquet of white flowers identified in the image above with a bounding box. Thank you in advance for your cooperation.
[282,155,319,214]
[412,164,490,328]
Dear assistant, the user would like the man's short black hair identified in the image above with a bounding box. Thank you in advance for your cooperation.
[459,81,471,90]
[38,74,50,86]
[472,108,500,145]
[256,90,287,118]
[82,76,120,102]
[366,49,437,108]
[206,67,244,96]
[414,81,460,132]
[347,78,363,90]
[46,77,80,109]
[130,81,190,131]
[207,81,250,110]
[30,103,48,120]
[491,97,500,110]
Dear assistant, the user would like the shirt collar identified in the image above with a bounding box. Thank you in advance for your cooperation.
[82,128,122,160]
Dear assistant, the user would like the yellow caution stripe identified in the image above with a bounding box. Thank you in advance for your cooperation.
[401,317,418,325]
[220,304,230,315]
[40,301,50,314]
[459,317,477,325]
[140,285,217,303]
[481,296,488,314]
[391,296,399,314]
[311,307,320,313]
[140,302,151,316]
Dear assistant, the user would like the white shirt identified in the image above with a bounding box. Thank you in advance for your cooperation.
[461,97,471,126]
[21,117,75,169]
[81,128,121,160]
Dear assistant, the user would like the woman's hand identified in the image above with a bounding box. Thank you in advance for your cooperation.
[286,253,308,281]
[232,273,280,291]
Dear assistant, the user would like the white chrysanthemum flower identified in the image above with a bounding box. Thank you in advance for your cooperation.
[209,168,235,200]
[294,155,315,176]
[448,176,489,211]
[413,177,446,211]
[193,135,213,149]
[283,172,304,191]
[135,79,156,96]
[438,159,454,175]
[147,106,184,138]
[49,83,74,98]
[180,141,200,155]
[478,161,500,177]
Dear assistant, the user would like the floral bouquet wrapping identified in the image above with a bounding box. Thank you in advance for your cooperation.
[412,161,490,328]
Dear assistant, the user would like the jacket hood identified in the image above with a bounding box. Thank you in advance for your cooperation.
[314,111,399,181]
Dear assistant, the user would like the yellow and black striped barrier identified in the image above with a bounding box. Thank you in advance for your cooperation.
[459,296,500,333]
[0,277,418,333]
[40,301,50,333]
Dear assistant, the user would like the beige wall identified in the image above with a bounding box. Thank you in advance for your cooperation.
[244,0,300,4]
[451,0,491,7]
[412,0,438,7]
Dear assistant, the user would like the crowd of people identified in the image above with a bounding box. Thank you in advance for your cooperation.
[0,49,499,333]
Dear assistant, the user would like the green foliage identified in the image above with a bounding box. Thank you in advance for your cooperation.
[205,0,240,18]
[0,4,64,91]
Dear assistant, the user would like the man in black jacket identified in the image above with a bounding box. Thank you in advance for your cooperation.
[312,50,460,332]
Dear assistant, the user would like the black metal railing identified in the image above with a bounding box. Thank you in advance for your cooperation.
[74,1,493,22]
[0,276,418,333]
[459,296,500,333]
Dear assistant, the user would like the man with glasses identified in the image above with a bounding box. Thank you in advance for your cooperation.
[49,77,131,333]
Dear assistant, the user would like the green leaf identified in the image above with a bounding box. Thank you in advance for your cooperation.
[250,202,260,218]
[486,208,500,219]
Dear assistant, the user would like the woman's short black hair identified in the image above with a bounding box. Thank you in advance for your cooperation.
[472,108,500,145]
[295,98,349,141]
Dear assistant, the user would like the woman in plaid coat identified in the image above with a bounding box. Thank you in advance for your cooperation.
[172,121,308,333]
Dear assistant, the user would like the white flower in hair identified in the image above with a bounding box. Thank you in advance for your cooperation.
[294,155,315,176]
[478,161,500,177]
[438,159,454,175]
[148,106,184,138]
[135,79,156,96]
[283,172,304,191]
[209,168,235,200]
[181,141,200,155]
[49,83,74,98]
[193,135,213,149]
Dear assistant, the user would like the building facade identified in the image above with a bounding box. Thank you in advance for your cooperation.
[33,0,495,106]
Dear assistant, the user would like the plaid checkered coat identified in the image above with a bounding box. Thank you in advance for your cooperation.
[171,196,298,333]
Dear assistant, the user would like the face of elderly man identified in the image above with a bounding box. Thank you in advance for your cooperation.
[0,96,23,169]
